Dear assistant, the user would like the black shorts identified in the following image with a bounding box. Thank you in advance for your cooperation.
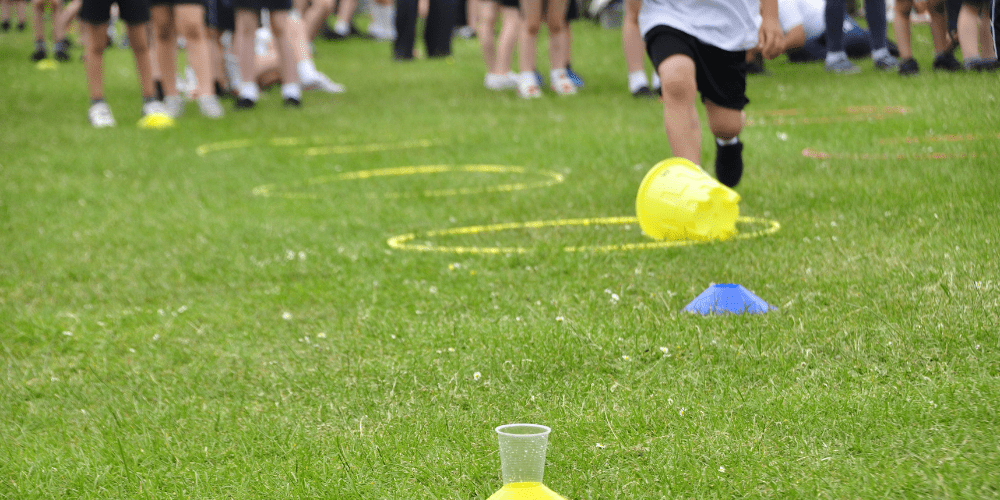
[492,0,517,9]
[644,25,749,110]
[565,0,577,20]
[205,0,234,29]
[80,0,150,24]
[233,0,289,11]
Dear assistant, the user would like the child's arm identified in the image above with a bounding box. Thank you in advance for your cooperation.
[758,0,783,59]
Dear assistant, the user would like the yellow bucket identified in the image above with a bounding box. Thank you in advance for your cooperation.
[635,157,740,241]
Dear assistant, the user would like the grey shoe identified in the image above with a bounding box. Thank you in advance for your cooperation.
[874,54,899,71]
[142,100,169,117]
[197,94,224,119]
[825,57,861,74]
[163,94,185,118]
[88,102,116,128]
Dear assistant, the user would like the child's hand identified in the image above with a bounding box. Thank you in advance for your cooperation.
[758,17,783,59]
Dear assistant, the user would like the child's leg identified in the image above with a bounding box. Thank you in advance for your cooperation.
[151,5,178,97]
[979,7,996,58]
[863,0,889,51]
[705,102,742,142]
[657,54,701,164]
[543,0,568,70]
[175,3,212,97]
[268,11,298,84]
[2,0,9,24]
[477,0,497,72]
[32,0,45,42]
[234,9,259,93]
[49,0,62,41]
[929,0,950,52]
[495,5,518,73]
[126,21,155,97]
[82,20,108,99]
[958,3,981,59]
[895,0,915,59]
[623,0,645,80]
[517,0,541,74]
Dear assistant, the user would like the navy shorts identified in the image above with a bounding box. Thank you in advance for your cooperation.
[233,0,290,11]
[80,0,150,24]
[205,0,234,29]
[645,24,749,110]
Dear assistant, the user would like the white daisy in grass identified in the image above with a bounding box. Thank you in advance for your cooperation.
[719,466,726,473]
[317,332,327,339]
[473,372,481,381]
[448,347,455,353]
[595,443,606,449]
[679,407,686,416]
[62,331,73,336]
[556,316,565,322]
[282,312,293,320]
[660,346,669,355]
[622,355,631,361]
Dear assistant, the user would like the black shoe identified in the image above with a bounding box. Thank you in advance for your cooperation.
[933,51,962,71]
[745,61,770,75]
[319,23,346,40]
[1,20,9,32]
[715,140,744,188]
[631,86,655,99]
[31,48,47,62]
[16,21,25,31]
[235,97,256,109]
[55,49,69,61]
[283,96,301,107]
[898,58,919,76]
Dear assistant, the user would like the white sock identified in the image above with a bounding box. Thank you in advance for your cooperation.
[281,82,302,100]
[825,51,848,64]
[651,72,660,89]
[550,68,568,82]
[238,81,260,101]
[872,47,890,60]
[334,20,350,35]
[297,59,318,81]
[627,70,649,93]
[519,71,535,85]
[716,136,740,146]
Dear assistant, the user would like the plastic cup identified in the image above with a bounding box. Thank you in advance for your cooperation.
[636,157,740,242]
[495,423,551,485]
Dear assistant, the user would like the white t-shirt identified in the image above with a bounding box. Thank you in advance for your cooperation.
[778,0,825,40]
[638,0,761,52]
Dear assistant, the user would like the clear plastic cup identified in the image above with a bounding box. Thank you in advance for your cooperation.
[495,423,551,485]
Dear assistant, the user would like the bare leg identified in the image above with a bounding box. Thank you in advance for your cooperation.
[895,0,914,59]
[928,0,949,52]
[82,21,108,99]
[657,55,701,164]
[980,9,996,58]
[151,5,179,97]
[234,9,258,88]
[127,22,155,97]
[543,0,568,70]
[269,11,299,85]
[623,0,644,74]
[518,0,541,73]
[495,6,518,73]
[175,4,213,97]
[958,3,981,59]
[477,0,496,71]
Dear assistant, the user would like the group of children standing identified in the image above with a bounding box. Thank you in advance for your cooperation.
[5,0,997,189]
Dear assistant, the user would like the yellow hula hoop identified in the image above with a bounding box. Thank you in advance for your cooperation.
[386,216,781,254]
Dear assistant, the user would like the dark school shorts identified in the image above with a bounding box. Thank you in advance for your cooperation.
[491,0,517,9]
[233,0,290,11]
[80,0,150,24]
[205,0,234,30]
[645,24,748,110]
[151,0,204,6]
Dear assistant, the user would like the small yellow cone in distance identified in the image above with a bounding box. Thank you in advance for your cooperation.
[636,157,740,241]
[138,113,176,130]
[487,482,567,500]
[36,59,58,70]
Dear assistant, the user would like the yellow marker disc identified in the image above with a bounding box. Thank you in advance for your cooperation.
[36,59,59,70]
[137,113,176,129]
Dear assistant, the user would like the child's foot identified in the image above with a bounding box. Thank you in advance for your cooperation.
[932,51,962,71]
[142,100,170,116]
[825,55,860,74]
[631,86,655,98]
[873,53,899,71]
[88,102,116,128]
[283,96,301,107]
[17,21,25,31]
[714,139,744,188]
[1,20,9,32]
[235,97,256,109]
[163,94,185,118]
[197,94,224,118]
[302,71,346,94]
[484,73,517,91]
[31,47,47,62]
[898,58,919,76]
[550,68,577,95]
[517,72,541,99]
[566,65,584,88]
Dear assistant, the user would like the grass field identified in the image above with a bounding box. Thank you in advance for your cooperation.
[2,11,999,499]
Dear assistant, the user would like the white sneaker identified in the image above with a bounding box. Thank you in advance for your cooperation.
[163,94,185,118]
[88,102,116,128]
[550,69,577,95]
[517,73,541,99]
[484,73,517,90]
[197,94,224,118]
[142,100,169,116]
[302,71,346,94]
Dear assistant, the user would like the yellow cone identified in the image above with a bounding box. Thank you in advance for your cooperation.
[636,157,740,241]
[487,482,566,500]
[138,113,176,130]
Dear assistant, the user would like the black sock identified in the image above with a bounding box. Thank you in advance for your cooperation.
[91,97,105,105]
[714,138,744,188]
[154,80,164,101]
[214,80,225,97]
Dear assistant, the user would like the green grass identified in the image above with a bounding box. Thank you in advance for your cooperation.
[2,14,1000,499]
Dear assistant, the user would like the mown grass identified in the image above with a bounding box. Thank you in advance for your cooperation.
[1,11,999,499]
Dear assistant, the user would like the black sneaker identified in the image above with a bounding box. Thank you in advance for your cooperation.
[1,20,9,32]
[898,58,919,76]
[714,140,744,188]
[283,96,301,107]
[17,21,25,31]
[31,48,47,62]
[55,48,69,61]
[933,51,962,71]
[631,86,655,99]
[235,97,256,109]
